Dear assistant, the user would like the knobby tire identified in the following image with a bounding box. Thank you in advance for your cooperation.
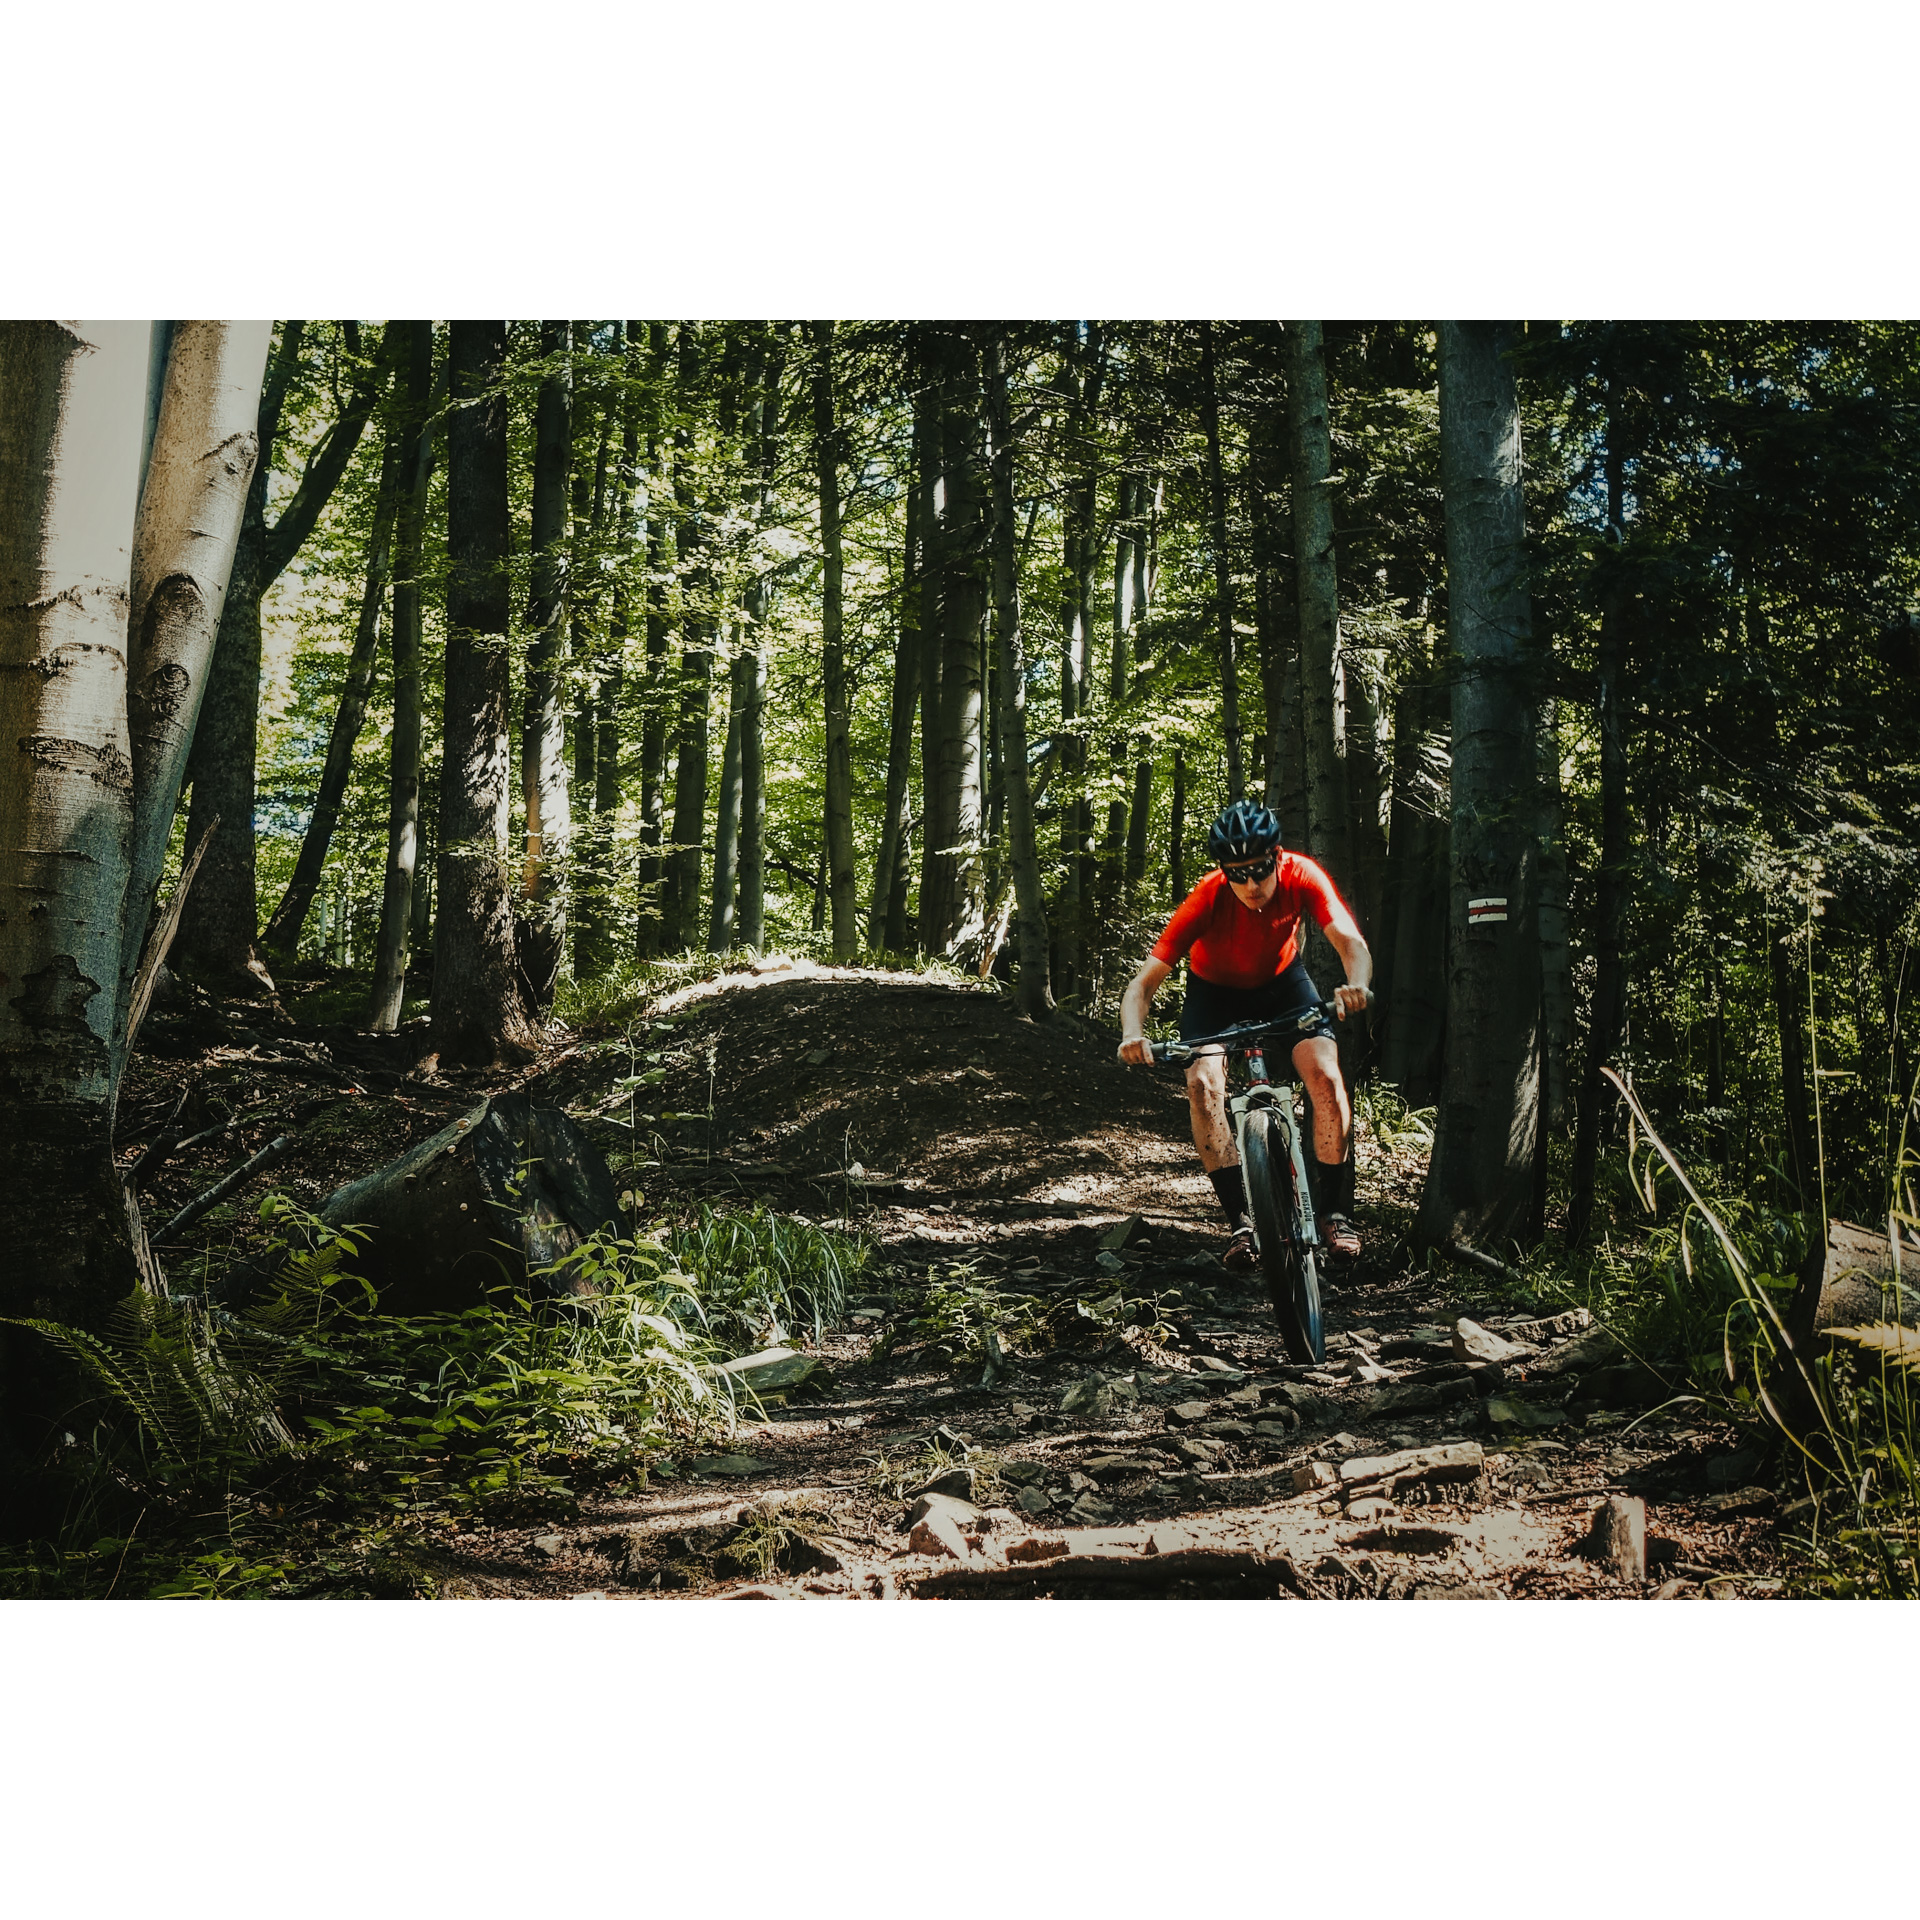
[1243,1106,1324,1364]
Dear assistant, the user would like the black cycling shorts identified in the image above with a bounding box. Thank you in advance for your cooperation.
[1178,958,1334,1049]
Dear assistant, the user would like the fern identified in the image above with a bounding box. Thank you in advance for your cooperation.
[1822,1321,1920,1378]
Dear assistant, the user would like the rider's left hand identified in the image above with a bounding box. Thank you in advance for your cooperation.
[1333,984,1373,1020]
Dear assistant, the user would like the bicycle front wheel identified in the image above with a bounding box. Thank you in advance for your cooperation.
[1243,1107,1324,1365]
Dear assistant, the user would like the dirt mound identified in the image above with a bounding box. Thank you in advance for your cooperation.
[531,963,1209,1225]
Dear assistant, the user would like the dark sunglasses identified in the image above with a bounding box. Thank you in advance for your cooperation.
[1221,853,1277,885]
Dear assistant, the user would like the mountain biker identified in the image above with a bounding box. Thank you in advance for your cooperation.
[1116,800,1372,1273]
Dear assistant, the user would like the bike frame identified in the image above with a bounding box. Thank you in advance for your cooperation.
[1154,1009,1332,1268]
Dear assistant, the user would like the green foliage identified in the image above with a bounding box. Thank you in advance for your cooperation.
[0,1192,869,1599]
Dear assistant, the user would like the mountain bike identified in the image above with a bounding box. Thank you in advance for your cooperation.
[1151,1003,1338,1365]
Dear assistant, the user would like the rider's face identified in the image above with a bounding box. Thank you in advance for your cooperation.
[1222,859,1280,909]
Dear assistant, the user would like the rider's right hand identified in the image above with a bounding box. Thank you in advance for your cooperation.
[1117,1035,1154,1066]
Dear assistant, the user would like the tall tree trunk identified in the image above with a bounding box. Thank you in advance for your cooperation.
[665,331,713,954]
[709,635,746,951]
[914,354,947,951]
[0,322,156,1382]
[635,324,672,959]
[920,331,985,954]
[1053,323,1107,999]
[1414,322,1543,1251]
[736,325,783,954]
[812,321,859,961]
[1169,746,1187,903]
[1287,321,1352,896]
[1095,471,1138,940]
[1199,320,1245,801]
[179,323,380,991]
[1123,477,1157,895]
[1567,426,1634,1239]
[432,322,536,1066]
[589,329,640,967]
[1249,409,1303,830]
[984,328,1053,1017]
[1379,605,1449,1101]
[1771,910,1819,1203]
[868,437,922,949]
[568,371,616,975]
[262,365,404,967]
[116,320,272,1070]
[369,321,436,1031]
[737,617,768,952]
[517,321,572,1010]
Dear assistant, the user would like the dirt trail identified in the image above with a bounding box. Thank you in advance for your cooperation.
[429,959,1792,1602]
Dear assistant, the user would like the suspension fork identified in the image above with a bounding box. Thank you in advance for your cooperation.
[1233,1044,1319,1249]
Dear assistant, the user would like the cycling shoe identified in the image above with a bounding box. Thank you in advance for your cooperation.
[1323,1213,1361,1263]
[1222,1224,1259,1272]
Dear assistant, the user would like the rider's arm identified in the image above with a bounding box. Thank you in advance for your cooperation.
[1326,921,1373,1018]
[1117,957,1173,1064]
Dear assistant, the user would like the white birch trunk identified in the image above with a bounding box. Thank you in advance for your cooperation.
[0,321,153,1346]
[0,323,150,1111]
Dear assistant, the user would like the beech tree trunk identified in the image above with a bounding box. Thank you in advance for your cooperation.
[517,320,573,1010]
[1199,321,1245,801]
[1096,471,1139,938]
[666,328,712,954]
[984,329,1053,1018]
[588,330,640,968]
[868,435,921,950]
[368,320,437,1031]
[0,322,154,1373]
[1053,323,1106,998]
[920,330,985,955]
[1415,322,1543,1251]
[636,324,673,959]
[1170,746,1188,902]
[735,327,783,954]
[709,635,746,951]
[116,320,271,1070]
[914,353,947,950]
[1123,478,1157,895]
[180,324,380,991]
[261,349,404,967]
[432,322,536,1066]
[812,321,859,961]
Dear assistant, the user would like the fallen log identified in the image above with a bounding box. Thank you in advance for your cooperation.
[156,1133,297,1242]
[318,1091,626,1313]
[1814,1220,1920,1332]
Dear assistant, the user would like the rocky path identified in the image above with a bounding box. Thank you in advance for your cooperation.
[423,963,1790,1602]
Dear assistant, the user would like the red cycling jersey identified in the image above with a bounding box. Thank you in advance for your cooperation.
[1150,853,1352,990]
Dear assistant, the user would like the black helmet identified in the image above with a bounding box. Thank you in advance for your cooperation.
[1207,800,1282,867]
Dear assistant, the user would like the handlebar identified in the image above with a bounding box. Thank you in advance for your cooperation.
[1146,998,1359,1066]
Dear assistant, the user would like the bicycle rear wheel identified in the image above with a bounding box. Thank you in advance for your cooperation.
[1243,1107,1324,1364]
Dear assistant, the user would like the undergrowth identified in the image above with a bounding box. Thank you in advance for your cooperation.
[0,1194,868,1600]
[1478,1071,1920,1597]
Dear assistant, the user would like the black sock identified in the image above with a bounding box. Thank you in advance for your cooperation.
[1208,1165,1248,1228]
[1314,1154,1354,1217]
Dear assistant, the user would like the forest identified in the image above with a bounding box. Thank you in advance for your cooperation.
[1,317,1915,1601]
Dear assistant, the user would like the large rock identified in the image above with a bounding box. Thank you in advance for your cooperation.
[907,1491,981,1559]
[719,1348,826,1402]
[319,1091,625,1314]
[1452,1317,1536,1365]
[1526,1324,1623,1378]
[1338,1441,1485,1492]
[1587,1494,1647,1582]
